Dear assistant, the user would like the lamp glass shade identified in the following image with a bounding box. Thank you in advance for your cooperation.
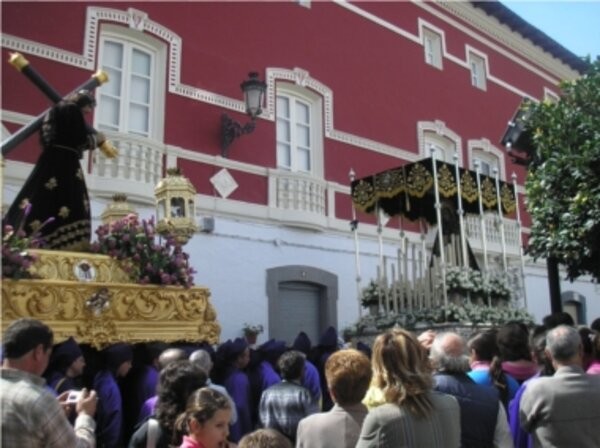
[241,72,266,118]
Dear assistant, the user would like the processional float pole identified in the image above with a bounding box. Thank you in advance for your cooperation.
[1,52,115,157]
[494,168,508,273]
[453,152,469,268]
[512,172,528,308]
[430,147,448,308]
[475,161,490,305]
[349,168,363,318]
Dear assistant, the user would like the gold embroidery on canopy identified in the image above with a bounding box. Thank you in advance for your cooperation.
[481,177,497,209]
[374,168,405,199]
[501,183,516,214]
[352,180,376,212]
[19,198,30,209]
[407,163,433,198]
[76,168,84,181]
[461,171,478,203]
[437,164,456,198]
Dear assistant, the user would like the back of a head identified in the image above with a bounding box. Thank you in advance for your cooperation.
[372,329,433,417]
[467,330,498,362]
[430,332,469,373]
[189,349,213,374]
[158,347,188,370]
[578,327,594,359]
[496,322,531,361]
[238,428,293,448]
[277,350,305,381]
[543,312,575,330]
[546,325,581,363]
[591,317,600,333]
[530,327,554,376]
[2,318,53,359]
[156,360,207,430]
[325,349,372,406]
[157,360,207,403]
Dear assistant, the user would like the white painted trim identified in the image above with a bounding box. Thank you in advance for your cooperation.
[418,19,446,70]
[466,45,488,91]
[265,67,419,162]
[467,138,506,180]
[333,0,578,97]
[417,120,463,165]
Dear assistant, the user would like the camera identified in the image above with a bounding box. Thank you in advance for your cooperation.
[66,390,82,403]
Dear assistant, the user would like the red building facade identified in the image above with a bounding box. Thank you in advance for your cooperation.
[2,1,596,340]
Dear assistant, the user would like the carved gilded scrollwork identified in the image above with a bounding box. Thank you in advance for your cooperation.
[2,279,220,348]
[28,250,131,283]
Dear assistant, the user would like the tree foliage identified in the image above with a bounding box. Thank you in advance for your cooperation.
[524,59,600,281]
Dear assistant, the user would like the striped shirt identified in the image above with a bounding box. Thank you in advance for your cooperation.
[259,380,319,442]
[1,367,96,448]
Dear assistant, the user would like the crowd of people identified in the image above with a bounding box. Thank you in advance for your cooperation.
[1,312,600,447]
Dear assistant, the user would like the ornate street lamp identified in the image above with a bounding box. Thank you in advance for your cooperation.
[154,167,198,245]
[221,71,267,157]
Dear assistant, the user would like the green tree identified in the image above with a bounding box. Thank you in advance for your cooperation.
[524,59,600,281]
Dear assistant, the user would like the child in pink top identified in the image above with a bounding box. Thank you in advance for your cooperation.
[176,388,233,448]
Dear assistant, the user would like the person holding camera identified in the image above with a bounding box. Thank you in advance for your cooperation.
[0,318,98,447]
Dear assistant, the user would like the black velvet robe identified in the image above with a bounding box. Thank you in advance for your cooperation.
[4,101,95,251]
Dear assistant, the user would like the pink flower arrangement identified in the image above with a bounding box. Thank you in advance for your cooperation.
[1,203,52,280]
[91,214,196,288]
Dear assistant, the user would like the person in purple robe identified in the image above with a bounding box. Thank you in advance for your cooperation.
[214,338,252,443]
[94,342,133,448]
[257,339,285,392]
[292,332,322,409]
[43,336,86,395]
[135,347,188,425]
[121,342,167,442]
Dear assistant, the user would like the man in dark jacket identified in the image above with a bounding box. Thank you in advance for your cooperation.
[430,332,511,448]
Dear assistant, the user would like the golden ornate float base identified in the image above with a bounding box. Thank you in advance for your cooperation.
[1,250,221,348]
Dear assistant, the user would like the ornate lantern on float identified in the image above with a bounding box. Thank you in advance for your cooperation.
[101,193,138,225]
[154,167,198,245]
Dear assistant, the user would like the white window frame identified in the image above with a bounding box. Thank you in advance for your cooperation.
[468,139,506,180]
[467,48,487,91]
[417,120,462,166]
[422,26,443,69]
[96,24,166,141]
[424,134,455,163]
[275,83,324,177]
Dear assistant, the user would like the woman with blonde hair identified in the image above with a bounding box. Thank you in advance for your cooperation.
[356,328,460,448]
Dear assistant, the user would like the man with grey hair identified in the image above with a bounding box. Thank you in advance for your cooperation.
[520,325,600,447]
[189,349,238,424]
[430,332,512,448]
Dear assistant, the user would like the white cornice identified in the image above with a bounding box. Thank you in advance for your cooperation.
[430,1,580,81]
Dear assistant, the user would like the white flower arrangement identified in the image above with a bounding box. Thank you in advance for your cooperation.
[440,267,511,301]
[443,267,485,295]
[242,323,264,335]
[485,273,512,301]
